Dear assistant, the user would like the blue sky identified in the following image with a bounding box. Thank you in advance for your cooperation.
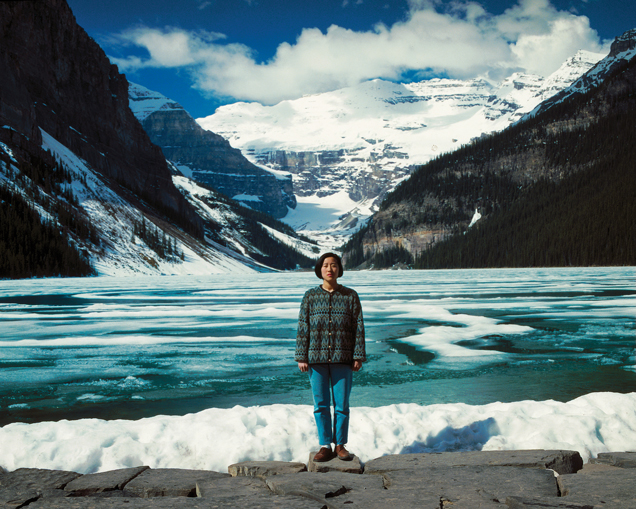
[67,0,636,118]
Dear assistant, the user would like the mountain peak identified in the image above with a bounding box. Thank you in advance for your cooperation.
[128,82,184,122]
[609,28,636,57]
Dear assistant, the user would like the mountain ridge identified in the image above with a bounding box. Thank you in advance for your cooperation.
[523,29,636,120]
[0,0,200,232]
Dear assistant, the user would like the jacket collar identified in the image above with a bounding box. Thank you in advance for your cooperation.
[319,284,342,294]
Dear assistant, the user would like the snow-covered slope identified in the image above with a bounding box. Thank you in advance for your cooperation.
[34,130,268,275]
[172,175,320,261]
[198,50,603,240]
[1,127,318,276]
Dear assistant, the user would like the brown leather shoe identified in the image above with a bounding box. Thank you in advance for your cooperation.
[335,444,352,461]
[314,446,334,462]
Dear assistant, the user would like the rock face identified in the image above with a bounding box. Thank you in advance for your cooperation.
[2,451,634,508]
[0,0,200,230]
[129,83,295,219]
[254,148,411,205]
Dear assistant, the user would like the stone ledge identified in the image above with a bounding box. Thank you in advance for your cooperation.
[1,450,633,508]
[227,461,307,479]
[364,449,584,475]
[126,468,230,498]
[590,451,636,468]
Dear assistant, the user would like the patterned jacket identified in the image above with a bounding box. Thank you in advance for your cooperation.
[295,285,366,364]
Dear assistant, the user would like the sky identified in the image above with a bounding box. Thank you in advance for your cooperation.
[67,0,636,118]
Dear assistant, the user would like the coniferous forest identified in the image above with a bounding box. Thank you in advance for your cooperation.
[0,186,95,279]
[0,150,97,279]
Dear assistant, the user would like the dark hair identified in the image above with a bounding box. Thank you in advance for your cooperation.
[314,252,344,279]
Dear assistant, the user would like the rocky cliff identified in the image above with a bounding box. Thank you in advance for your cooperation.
[0,0,200,231]
[129,84,295,219]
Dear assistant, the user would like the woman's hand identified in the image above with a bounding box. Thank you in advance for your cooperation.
[298,362,309,372]
[352,360,363,372]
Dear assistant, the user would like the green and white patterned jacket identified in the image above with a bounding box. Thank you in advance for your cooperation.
[295,285,366,364]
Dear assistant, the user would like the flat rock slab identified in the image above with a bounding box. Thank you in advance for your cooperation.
[0,468,80,507]
[383,465,559,501]
[0,487,41,508]
[27,496,326,508]
[196,476,270,498]
[266,471,500,508]
[196,476,322,507]
[228,461,307,479]
[64,466,149,496]
[125,468,230,498]
[267,470,384,497]
[505,496,597,508]
[266,471,392,507]
[590,451,636,469]
[0,468,81,491]
[308,451,363,474]
[558,468,636,507]
[365,450,583,475]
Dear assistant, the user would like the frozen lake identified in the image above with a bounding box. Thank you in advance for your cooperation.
[0,267,634,473]
[1,267,634,424]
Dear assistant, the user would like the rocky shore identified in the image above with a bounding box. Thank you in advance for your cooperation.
[1,450,634,508]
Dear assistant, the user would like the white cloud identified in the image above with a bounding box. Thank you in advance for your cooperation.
[110,0,606,105]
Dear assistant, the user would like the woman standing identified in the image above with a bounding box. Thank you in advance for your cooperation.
[295,252,366,462]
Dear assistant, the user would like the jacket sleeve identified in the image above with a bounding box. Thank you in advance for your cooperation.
[295,291,310,362]
[352,291,366,361]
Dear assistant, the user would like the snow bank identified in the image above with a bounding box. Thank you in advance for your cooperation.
[1,392,634,474]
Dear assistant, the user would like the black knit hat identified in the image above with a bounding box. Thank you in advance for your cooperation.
[314,252,344,279]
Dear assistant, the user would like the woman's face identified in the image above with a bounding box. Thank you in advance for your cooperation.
[321,257,340,283]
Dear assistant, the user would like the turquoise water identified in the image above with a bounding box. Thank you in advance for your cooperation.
[0,267,634,425]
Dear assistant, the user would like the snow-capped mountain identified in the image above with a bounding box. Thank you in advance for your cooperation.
[1,124,318,276]
[197,50,604,240]
[340,29,636,269]
[128,83,296,219]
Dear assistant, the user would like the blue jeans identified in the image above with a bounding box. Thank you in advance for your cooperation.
[308,363,353,446]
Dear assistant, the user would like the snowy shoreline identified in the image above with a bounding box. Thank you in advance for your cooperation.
[1,392,635,475]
